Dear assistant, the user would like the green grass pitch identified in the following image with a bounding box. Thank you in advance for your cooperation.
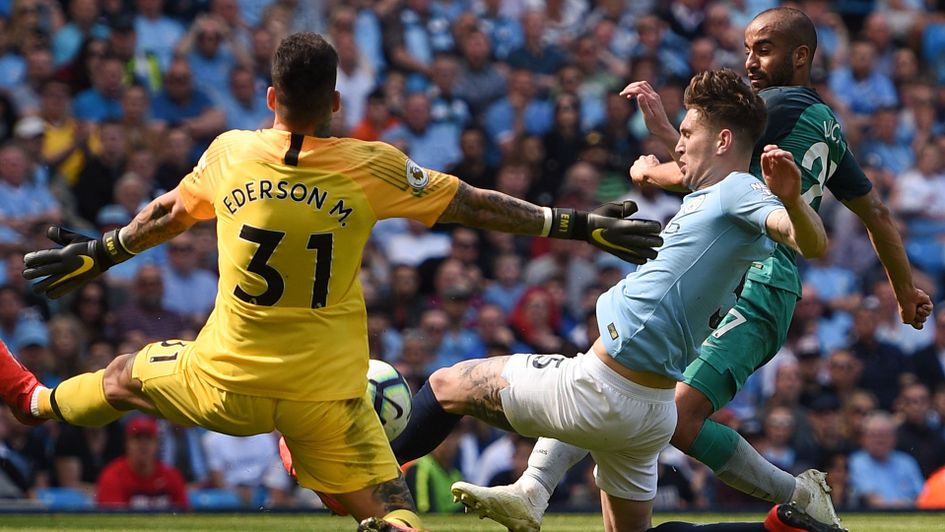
[0,512,943,531]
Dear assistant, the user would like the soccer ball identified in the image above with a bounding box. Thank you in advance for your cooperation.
[367,359,412,441]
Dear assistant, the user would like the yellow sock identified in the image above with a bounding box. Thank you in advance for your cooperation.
[383,509,423,530]
[45,370,125,425]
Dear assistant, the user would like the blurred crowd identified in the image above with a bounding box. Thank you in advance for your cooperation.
[1,0,945,514]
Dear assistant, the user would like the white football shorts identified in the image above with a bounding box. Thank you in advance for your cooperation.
[500,351,676,501]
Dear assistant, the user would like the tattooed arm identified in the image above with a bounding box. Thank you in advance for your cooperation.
[119,187,201,253]
[437,181,664,265]
[23,186,202,299]
[437,181,545,234]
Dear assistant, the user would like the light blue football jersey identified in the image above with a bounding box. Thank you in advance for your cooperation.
[596,171,783,380]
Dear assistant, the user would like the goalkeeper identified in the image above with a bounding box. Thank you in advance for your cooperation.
[2,32,662,532]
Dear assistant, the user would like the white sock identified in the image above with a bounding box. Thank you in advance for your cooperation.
[29,386,48,417]
[715,437,795,503]
[518,438,588,507]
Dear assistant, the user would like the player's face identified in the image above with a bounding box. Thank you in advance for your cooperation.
[674,109,718,188]
[744,19,795,90]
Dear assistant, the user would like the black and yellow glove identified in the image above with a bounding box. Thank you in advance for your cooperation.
[23,226,135,299]
[548,200,663,265]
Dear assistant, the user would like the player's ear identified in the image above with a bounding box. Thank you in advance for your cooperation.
[794,45,811,71]
[266,87,276,112]
[717,128,734,154]
[332,90,341,113]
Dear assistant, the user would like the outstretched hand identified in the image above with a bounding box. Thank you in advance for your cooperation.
[760,145,802,207]
[23,226,134,299]
[619,81,677,144]
[584,200,663,265]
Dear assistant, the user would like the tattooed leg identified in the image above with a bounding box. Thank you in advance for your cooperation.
[431,356,514,432]
[332,472,418,521]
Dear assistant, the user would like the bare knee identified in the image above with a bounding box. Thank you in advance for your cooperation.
[670,408,705,452]
[670,384,715,452]
[427,366,467,414]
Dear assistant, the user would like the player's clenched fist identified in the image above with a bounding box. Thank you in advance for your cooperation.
[22,226,135,299]
[547,200,663,265]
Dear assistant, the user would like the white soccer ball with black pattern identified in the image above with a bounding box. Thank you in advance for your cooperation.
[368,359,413,441]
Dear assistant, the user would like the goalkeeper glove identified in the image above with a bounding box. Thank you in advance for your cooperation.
[547,200,662,265]
[23,226,135,299]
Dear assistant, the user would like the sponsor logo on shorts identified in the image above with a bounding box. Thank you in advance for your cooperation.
[608,323,619,340]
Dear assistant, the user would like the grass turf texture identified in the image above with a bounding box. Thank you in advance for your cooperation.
[0,512,942,531]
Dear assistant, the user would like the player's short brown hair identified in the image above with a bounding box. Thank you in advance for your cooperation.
[683,69,767,149]
[272,32,337,127]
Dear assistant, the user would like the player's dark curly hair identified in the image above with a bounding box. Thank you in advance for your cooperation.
[683,68,767,149]
[272,32,337,128]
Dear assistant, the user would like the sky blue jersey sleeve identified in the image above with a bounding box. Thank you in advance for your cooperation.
[720,172,784,235]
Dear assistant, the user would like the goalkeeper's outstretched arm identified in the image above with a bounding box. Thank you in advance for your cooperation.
[437,181,664,265]
[119,186,201,253]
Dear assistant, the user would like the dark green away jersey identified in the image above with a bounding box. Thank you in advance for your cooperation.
[746,86,873,296]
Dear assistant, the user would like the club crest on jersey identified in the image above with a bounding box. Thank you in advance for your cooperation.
[684,194,706,213]
[405,159,429,190]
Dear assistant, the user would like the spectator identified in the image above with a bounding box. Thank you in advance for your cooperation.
[912,308,945,394]
[202,432,291,508]
[482,254,526,316]
[630,15,690,81]
[470,303,528,358]
[96,416,189,509]
[73,119,127,225]
[10,48,55,116]
[508,286,576,355]
[475,0,522,61]
[334,30,375,132]
[849,411,924,508]
[149,59,226,154]
[160,232,218,327]
[484,68,554,153]
[427,53,469,129]
[220,65,270,131]
[860,107,914,174]
[53,423,125,496]
[52,0,109,67]
[114,264,190,346]
[0,142,61,239]
[350,88,399,142]
[155,127,195,192]
[382,219,450,268]
[894,382,945,478]
[381,91,460,171]
[382,0,453,90]
[38,79,87,187]
[848,300,912,410]
[387,264,425,331]
[454,30,506,117]
[1,405,51,493]
[73,55,125,121]
[177,14,250,102]
[65,281,114,344]
[506,9,566,79]
[0,16,26,91]
[133,0,184,71]
[119,84,161,154]
[108,15,161,93]
[828,40,897,121]
[445,126,496,190]
[430,284,479,370]
[891,143,945,224]
[806,395,855,466]
[403,431,464,513]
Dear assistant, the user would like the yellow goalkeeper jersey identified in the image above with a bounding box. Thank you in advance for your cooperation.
[177,129,459,401]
